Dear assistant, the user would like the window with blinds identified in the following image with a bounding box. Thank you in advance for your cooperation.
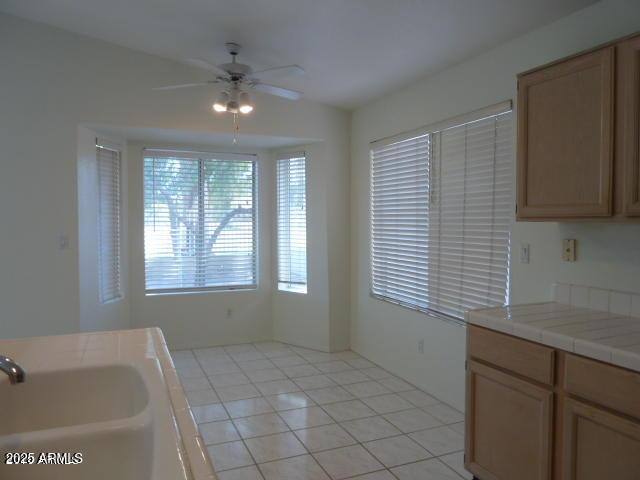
[370,104,513,321]
[97,142,122,303]
[277,154,307,293]
[143,150,257,293]
[370,134,430,310]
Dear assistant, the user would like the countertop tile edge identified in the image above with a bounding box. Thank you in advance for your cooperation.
[468,302,640,374]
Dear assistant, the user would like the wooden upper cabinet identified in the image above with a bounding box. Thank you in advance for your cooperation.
[619,35,640,216]
[517,47,615,219]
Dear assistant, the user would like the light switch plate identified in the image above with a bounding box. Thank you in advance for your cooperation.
[563,239,576,262]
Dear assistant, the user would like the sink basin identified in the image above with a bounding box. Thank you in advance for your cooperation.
[0,332,196,480]
[0,417,152,480]
[0,364,148,435]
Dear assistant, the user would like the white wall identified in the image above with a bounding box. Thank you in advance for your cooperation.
[271,139,351,352]
[77,127,130,332]
[350,0,640,409]
[326,133,352,352]
[273,143,331,351]
[0,13,350,345]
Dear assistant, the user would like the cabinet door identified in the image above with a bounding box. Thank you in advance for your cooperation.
[465,360,553,480]
[517,47,614,219]
[619,35,640,216]
[562,397,640,480]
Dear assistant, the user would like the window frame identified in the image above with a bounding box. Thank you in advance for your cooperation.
[276,152,308,294]
[142,149,258,295]
[369,101,513,324]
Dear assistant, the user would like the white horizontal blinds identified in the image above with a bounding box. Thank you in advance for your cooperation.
[143,151,256,292]
[277,154,307,292]
[370,134,430,310]
[97,144,122,303]
[428,111,513,319]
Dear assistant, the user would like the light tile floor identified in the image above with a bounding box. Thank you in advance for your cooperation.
[172,342,472,480]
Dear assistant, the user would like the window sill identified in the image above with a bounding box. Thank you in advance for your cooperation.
[278,283,307,294]
[369,292,466,327]
[145,286,257,297]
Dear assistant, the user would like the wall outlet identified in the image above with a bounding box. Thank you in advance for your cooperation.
[418,339,424,354]
[520,243,530,264]
[563,239,576,262]
[226,308,233,319]
[58,233,69,251]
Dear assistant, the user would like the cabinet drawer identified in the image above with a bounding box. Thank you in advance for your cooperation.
[468,325,555,385]
[564,353,640,419]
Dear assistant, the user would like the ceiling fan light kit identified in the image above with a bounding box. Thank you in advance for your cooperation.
[238,92,253,114]
[213,91,229,112]
[212,86,253,115]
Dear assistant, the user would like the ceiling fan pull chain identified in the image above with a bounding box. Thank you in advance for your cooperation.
[233,113,239,144]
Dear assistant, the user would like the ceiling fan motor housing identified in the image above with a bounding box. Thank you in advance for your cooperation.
[219,62,253,77]
[225,42,241,56]
[220,42,253,77]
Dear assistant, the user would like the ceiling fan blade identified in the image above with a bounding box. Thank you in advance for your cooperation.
[251,64,305,79]
[251,82,302,100]
[185,58,229,76]
[152,81,218,91]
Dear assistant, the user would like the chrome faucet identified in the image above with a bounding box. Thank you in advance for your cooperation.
[0,355,25,384]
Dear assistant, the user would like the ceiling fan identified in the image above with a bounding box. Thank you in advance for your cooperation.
[153,42,304,115]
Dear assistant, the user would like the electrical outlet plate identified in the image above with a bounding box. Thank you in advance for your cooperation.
[563,239,576,262]
[58,234,69,250]
[520,243,530,264]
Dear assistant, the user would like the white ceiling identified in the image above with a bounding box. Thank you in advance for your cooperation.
[0,0,595,108]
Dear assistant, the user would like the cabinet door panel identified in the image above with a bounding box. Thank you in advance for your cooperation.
[562,397,640,480]
[517,47,614,218]
[465,360,553,480]
[620,35,640,216]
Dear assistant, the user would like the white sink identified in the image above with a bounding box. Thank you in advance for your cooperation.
[0,417,152,480]
[0,359,189,480]
[0,364,148,435]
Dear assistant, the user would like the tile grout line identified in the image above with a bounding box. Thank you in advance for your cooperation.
[286,427,341,480]
[181,342,466,479]
[192,347,267,479]
[219,356,322,479]
[219,346,323,479]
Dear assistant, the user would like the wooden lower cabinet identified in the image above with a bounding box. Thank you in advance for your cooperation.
[465,360,553,480]
[562,398,640,480]
[466,326,640,480]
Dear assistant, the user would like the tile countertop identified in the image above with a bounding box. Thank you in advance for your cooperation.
[466,302,640,373]
[0,328,216,480]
